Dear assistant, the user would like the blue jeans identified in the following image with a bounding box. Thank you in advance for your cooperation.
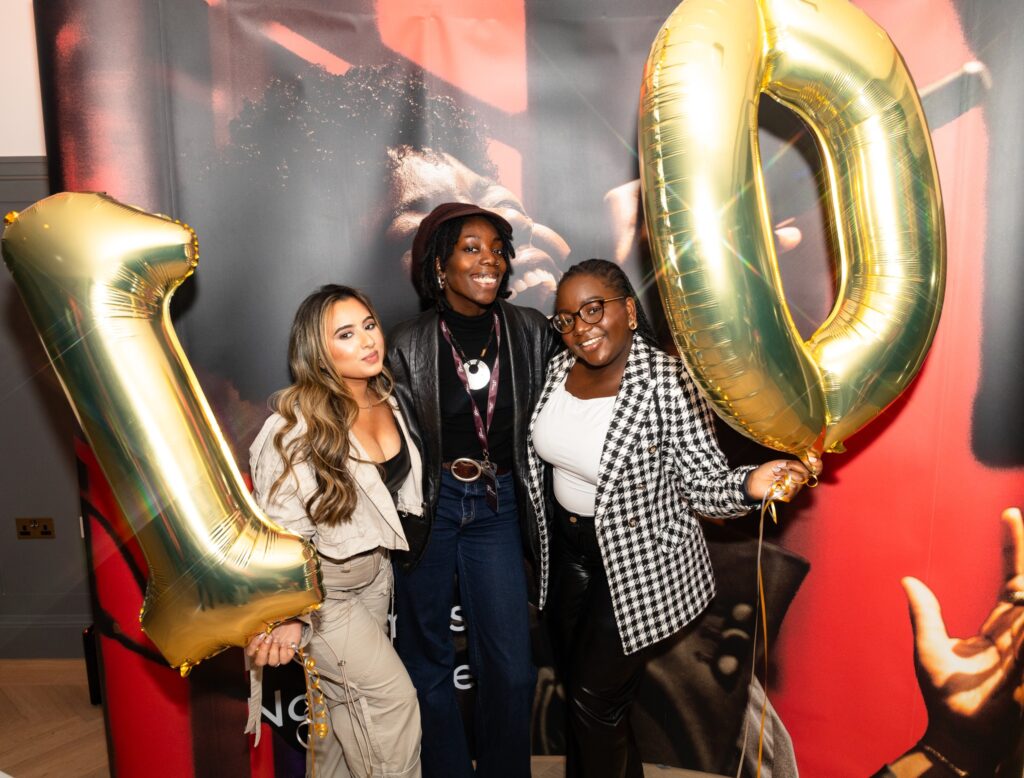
[393,471,535,778]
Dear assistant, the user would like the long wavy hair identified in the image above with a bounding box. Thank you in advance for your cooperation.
[267,284,394,526]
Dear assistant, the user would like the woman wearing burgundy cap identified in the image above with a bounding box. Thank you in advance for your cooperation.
[387,202,557,778]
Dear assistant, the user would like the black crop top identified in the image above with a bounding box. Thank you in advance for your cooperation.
[380,430,411,502]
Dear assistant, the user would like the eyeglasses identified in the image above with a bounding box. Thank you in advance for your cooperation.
[549,296,628,334]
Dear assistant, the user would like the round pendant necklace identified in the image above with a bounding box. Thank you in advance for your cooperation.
[445,314,497,391]
[463,359,491,390]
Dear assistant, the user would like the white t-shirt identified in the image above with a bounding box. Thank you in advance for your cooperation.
[532,378,616,516]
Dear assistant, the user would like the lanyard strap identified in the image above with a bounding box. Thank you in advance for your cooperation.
[439,312,501,464]
[446,318,496,364]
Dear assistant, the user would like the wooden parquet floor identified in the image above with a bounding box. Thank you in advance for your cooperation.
[0,659,108,778]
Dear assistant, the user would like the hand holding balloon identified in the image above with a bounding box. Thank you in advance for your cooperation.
[744,455,820,504]
[246,621,303,668]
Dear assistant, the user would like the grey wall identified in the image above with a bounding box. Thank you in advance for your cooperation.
[0,156,91,658]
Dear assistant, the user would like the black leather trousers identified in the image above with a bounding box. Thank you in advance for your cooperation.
[548,502,646,778]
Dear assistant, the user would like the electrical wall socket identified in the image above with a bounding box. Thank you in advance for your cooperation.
[16,517,56,540]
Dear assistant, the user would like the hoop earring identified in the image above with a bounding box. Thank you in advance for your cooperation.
[629,319,637,331]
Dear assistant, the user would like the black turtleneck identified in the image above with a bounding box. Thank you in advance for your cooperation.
[438,305,513,468]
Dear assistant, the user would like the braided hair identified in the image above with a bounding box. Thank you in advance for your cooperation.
[417,214,516,305]
[557,259,660,348]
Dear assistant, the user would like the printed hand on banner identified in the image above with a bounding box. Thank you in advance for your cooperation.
[893,507,1024,776]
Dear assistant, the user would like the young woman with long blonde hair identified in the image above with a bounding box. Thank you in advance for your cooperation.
[246,284,422,778]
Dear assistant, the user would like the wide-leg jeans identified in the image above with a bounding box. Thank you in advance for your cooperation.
[394,471,535,778]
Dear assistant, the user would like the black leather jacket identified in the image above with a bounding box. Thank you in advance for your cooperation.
[387,300,557,571]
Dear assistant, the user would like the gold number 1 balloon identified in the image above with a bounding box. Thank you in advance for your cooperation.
[2,192,323,673]
[640,0,945,460]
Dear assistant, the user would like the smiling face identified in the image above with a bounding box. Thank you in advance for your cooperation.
[323,297,385,385]
[555,273,636,372]
[438,216,509,316]
[383,149,568,307]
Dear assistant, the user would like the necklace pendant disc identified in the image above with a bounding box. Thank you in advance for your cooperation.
[464,359,491,390]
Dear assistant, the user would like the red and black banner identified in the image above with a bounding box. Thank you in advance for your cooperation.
[33,1,1024,775]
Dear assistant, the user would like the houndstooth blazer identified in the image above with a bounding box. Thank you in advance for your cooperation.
[525,337,756,655]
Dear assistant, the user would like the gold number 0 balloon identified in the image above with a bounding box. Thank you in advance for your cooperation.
[640,0,945,459]
[2,192,323,673]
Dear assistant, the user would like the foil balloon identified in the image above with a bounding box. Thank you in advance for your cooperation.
[2,192,323,673]
[639,0,945,459]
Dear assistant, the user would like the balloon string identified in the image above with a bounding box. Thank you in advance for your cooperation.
[735,482,784,778]
[295,646,329,776]
[757,522,770,778]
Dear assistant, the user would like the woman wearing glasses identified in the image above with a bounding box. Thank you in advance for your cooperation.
[525,259,817,778]
[387,203,557,778]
